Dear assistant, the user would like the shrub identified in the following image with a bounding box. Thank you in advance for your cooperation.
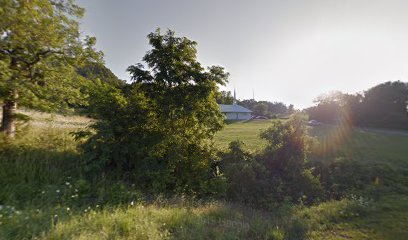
[258,115,323,204]
[220,115,324,209]
[220,141,267,205]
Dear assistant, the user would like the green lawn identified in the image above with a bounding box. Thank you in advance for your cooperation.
[215,120,408,167]
[309,124,408,166]
[214,120,275,151]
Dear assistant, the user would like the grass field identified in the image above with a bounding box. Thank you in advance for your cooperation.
[1,116,408,239]
[215,119,408,166]
[214,120,274,151]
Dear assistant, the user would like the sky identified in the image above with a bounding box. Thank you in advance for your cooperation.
[76,0,408,108]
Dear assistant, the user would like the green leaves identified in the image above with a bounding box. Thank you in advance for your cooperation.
[126,28,228,142]
[83,29,229,197]
[0,0,102,112]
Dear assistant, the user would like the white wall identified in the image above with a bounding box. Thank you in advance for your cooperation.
[224,112,251,120]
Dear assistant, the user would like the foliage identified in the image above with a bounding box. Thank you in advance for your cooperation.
[239,98,290,118]
[312,158,376,199]
[220,116,323,209]
[257,115,323,205]
[80,29,229,196]
[0,0,102,135]
[220,141,267,205]
[215,90,234,104]
[77,61,125,88]
[357,81,408,129]
[306,81,408,129]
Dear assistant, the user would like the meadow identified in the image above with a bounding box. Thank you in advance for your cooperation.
[214,120,272,151]
[1,115,408,239]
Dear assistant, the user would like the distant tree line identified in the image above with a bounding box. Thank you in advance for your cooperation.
[306,81,408,129]
[216,91,294,118]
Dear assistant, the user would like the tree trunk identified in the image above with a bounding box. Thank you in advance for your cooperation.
[1,93,18,138]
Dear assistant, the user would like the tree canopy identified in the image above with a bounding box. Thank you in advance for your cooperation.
[0,0,102,136]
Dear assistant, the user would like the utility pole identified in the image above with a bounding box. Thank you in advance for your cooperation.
[233,88,237,105]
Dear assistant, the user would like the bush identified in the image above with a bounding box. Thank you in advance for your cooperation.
[257,115,323,205]
[313,157,407,199]
[220,115,324,209]
[220,141,267,205]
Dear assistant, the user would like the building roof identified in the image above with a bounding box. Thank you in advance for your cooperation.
[218,104,252,113]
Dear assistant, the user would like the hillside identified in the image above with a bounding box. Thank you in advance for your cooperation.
[77,62,126,87]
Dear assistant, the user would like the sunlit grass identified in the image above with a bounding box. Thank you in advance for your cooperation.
[309,124,408,167]
[214,120,275,151]
[44,202,281,240]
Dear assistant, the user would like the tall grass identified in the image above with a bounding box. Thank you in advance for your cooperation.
[0,125,81,204]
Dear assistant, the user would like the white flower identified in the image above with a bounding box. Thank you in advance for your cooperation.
[66,207,70,211]
[56,190,60,193]
[130,201,134,206]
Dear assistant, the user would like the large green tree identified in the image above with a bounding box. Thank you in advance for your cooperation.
[127,29,229,145]
[0,0,101,137]
[82,29,229,195]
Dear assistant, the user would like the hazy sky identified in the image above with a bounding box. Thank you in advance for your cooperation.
[77,0,408,108]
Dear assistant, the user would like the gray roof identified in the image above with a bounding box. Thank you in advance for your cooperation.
[218,104,252,113]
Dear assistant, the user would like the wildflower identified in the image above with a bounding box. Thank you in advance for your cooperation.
[65,182,70,186]
[130,201,134,206]
[66,207,70,211]
[56,189,60,194]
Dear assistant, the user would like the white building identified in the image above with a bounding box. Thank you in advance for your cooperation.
[219,104,252,120]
